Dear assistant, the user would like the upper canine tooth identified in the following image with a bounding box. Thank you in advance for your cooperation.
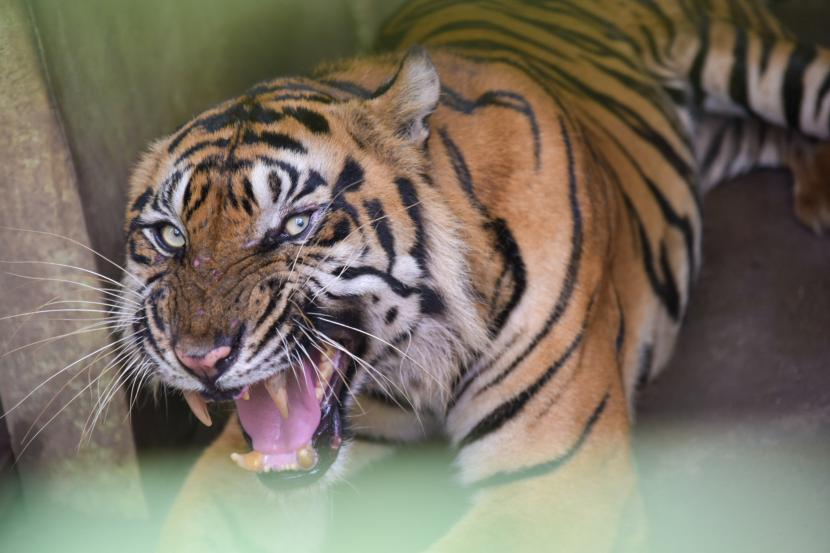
[265,373,289,419]
[319,358,334,380]
[183,391,212,427]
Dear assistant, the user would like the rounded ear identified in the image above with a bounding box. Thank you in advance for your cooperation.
[370,46,440,145]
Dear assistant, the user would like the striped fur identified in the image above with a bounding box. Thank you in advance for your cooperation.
[127,1,830,550]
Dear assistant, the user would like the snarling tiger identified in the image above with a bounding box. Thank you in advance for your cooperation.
[119,0,830,550]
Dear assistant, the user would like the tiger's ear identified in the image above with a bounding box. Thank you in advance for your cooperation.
[370,46,440,145]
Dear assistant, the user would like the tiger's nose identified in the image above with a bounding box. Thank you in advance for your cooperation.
[175,344,233,382]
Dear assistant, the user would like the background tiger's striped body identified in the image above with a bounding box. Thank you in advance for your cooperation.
[121,1,830,551]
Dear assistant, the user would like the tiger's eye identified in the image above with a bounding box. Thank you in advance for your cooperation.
[159,224,186,249]
[284,213,310,237]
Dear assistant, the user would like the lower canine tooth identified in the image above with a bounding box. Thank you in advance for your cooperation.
[183,391,212,427]
[296,445,317,470]
[230,451,264,472]
[265,373,289,419]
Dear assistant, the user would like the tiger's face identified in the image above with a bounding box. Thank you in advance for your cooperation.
[119,48,484,484]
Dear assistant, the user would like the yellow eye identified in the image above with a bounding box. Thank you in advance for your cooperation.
[284,213,310,237]
[159,224,186,249]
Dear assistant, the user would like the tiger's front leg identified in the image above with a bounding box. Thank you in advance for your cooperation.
[435,284,643,552]
[159,412,397,553]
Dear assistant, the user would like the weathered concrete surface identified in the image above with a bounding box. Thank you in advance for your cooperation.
[0,0,143,516]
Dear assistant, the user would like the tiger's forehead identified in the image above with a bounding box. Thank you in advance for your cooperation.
[152,151,339,238]
[143,94,349,229]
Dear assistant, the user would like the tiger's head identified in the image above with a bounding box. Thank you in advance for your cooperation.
[120,47,486,485]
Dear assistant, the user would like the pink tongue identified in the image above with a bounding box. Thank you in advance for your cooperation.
[235,362,320,465]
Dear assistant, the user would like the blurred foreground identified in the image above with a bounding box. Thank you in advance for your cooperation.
[1,421,827,553]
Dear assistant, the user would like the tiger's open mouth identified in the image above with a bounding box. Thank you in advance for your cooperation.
[183,335,357,488]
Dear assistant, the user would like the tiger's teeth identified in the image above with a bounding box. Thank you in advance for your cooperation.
[230,451,264,472]
[183,391,212,427]
[240,388,250,401]
[316,355,335,401]
[265,373,289,419]
[296,445,317,470]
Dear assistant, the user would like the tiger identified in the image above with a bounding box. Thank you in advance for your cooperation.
[117,0,830,550]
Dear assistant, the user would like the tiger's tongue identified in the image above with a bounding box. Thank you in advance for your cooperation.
[234,363,320,468]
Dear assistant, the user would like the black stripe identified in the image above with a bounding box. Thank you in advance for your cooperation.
[364,388,414,412]
[130,187,154,213]
[437,127,486,215]
[484,218,526,337]
[783,43,818,129]
[385,307,399,324]
[395,177,428,272]
[240,197,254,216]
[701,120,732,170]
[589,120,696,311]
[254,295,280,331]
[615,310,626,355]
[173,138,229,166]
[294,170,326,202]
[628,200,680,319]
[247,80,335,99]
[168,100,284,153]
[459,328,585,447]
[243,130,307,154]
[252,305,295,359]
[440,84,542,168]
[639,0,674,37]
[459,118,582,401]
[636,343,654,391]
[242,177,258,207]
[481,2,640,70]
[364,199,397,273]
[268,172,282,203]
[438,127,527,336]
[144,271,166,287]
[314,218,352,248]
[261,159,300,199]
[814,70,830,121]
[283,106,330,134]
[148,290,166,333]
[128,237,151,266]
[184,181,212,221]
[333,158,364,197]
[319,79,372,99]
[474,392,610,489]
[180,178,194,214]
[729,28,748,109]
[451,38,693,180]
[335,265,417,298]
[418,287,445,315]
[688,17,710,106]
[759,35,775,75]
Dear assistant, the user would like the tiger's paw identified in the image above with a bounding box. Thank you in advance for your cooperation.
[794,178,830,235]
[791,142,830,235]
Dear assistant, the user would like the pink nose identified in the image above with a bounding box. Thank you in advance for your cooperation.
[175,346,232,381]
